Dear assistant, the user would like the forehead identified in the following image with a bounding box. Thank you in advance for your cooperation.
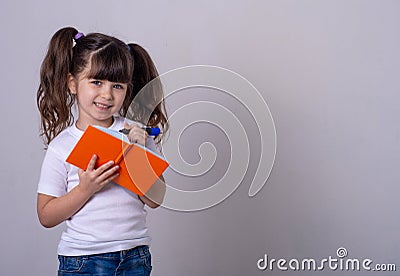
[76,61,130,84]
[81,46,132,83]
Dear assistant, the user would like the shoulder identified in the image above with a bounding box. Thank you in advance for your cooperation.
[47,125,80,159]
[111,116,127,130]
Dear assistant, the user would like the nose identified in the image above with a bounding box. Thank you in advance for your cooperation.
[100,84,113,100]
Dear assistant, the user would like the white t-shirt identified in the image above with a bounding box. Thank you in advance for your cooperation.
[37,116,159,256]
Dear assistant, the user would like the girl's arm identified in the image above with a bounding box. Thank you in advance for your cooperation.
[123,123,166,208]
[139,175,166,208]
[37,155,119,228]
[38,186,94,228]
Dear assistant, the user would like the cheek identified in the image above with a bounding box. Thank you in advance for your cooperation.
[115,92,127,106]
[76,92,93,105]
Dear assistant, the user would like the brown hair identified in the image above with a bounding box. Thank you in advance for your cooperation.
[37,27,168,145]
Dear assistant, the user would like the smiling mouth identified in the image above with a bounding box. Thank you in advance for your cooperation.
[94,102,112,109]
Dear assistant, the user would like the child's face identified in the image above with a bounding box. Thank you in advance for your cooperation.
[68,70,127,130]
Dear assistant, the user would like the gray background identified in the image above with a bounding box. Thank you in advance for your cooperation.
[1,0,399,275]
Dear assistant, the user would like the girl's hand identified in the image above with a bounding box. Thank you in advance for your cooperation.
[77,154,120,196]
[123,123,148,146]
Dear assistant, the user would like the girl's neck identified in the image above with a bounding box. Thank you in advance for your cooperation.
[75,116,115,131]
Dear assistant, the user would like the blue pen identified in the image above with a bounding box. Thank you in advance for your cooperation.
[119,126,161,136]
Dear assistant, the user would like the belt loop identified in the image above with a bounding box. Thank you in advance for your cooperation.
[138,245,145,258]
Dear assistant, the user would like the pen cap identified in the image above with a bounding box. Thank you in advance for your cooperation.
[145,127,161,136]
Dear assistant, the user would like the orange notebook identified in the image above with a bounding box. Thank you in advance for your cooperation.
[66,125,169,196]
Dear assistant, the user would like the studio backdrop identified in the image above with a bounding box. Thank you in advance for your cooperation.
[0,1,399,275]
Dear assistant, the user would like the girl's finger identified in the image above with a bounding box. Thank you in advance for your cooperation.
[98,167,120,185]
[100,175,119,188]
[107,172,120,183]
[124,122,144,131]
[78,169,84,177]
[127,127,147,144]
[124,122,133,130]
[124,122,140,131]
[94,160,115,176]
[86,154,98,171]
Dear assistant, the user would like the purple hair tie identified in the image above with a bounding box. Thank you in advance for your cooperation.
[74,32,84,41]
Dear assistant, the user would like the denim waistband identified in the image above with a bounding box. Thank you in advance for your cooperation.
[119,245,149,259]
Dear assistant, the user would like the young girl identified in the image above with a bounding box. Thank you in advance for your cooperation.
[36,27,168,275]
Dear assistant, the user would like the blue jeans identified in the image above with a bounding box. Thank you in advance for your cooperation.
[58,245,152,276]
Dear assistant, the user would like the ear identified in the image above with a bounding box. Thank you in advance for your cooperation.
[67,73,77,94]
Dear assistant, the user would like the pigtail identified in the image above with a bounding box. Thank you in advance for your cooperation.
[123,43,169,144]
[37,27,78,145]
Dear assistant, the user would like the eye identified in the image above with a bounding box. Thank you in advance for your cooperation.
[91,80,102,86]
[113,83,125,90]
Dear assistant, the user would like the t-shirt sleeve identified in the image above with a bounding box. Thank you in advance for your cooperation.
[37,146,68,197]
